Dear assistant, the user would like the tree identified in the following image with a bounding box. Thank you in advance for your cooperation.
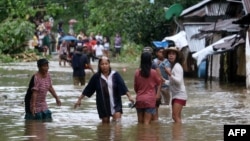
[85,0,171,46]
[0,19,34,54]
[0,0,201,57]
[0,0,63,55]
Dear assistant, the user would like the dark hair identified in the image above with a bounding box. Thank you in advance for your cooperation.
[76,46,83,51]
[140,52,152,78]
[37,58,49,68]
[155,47,164,52]
[104,36,110,43]
[96,41,100,45]
[34,31,39,38]
[97,57,111,75]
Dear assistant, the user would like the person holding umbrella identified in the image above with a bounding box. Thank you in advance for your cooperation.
[59,35,78,64]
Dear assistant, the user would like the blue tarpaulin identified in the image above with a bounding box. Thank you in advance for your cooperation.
[60,35,77,41]
[153,41,168,48]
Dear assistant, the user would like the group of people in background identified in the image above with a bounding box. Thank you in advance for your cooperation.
[56,30,123,88]
[56,31,122,66]
[31,17,124,90]
[31,18,123,61]
[27,19,187,125]
[31,18,56,56]
[24,44,188,126]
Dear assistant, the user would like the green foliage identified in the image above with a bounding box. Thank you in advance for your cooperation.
[116,42,143,63]
[45,2,64,17]
[0,0,64,56]
[85,0,120,37]
[122,2,170,46]
[84,0,201,46]
[0,54,15,63]
[0,19,34,54]
[0,0,36,20]
[85,0,173,46]
[0,0,201,63]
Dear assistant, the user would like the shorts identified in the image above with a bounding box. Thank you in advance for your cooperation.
[36,47,46,52]
[115,48,121,54]
[59,54,67,60]
[172,98,186,106]
[136,108,156,115]
[73,76,85,86]
[25,109,52,121]
[104,47,109,51]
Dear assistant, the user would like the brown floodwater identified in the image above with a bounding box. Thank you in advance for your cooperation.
[0,57,250,141]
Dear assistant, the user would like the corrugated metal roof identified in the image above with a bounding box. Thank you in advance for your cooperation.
[242,0,250,13]
[200,18,241,32]
[182,2,229,18]
[232,13,250,24]
[206,3,229,16]
[180,0,212,16]
[183,7,206,18]
[191,18,241,39]
[227,0,242,3]
[183,23,212,52]
[213,37,244,50]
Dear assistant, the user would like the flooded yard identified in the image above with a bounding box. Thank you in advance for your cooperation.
[0,57,250,141]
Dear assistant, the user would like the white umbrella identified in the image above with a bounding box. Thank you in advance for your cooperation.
[69,19,77,24]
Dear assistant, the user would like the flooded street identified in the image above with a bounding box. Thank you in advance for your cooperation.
[0,56,250,141]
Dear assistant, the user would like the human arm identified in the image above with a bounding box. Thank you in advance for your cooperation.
[152,61,165,83]
[84,55,94,73]
[115,72,135,103]
[134,69,139,93]
[168,63,183,85]
[49,86,61,106]
[165,67,172,76]
[31,90,38,116]
[74,74,97,109]
[155,67,165,83]
[154,70,162,100]
[126,92,134,104]
[87,64,95,74]
[74,94,85,109]
[156,83,162,100]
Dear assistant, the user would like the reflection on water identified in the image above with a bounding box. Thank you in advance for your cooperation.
[96,122,122,141]
[0,59,250,141]
[172,123,186,141]
[24,120,48,141]
[135,123,160,141]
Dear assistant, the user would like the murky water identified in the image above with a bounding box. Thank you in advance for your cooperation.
[0,57,250,141]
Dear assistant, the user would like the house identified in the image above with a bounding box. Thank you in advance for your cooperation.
[174,0,249,87]
[232,0,250,88]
